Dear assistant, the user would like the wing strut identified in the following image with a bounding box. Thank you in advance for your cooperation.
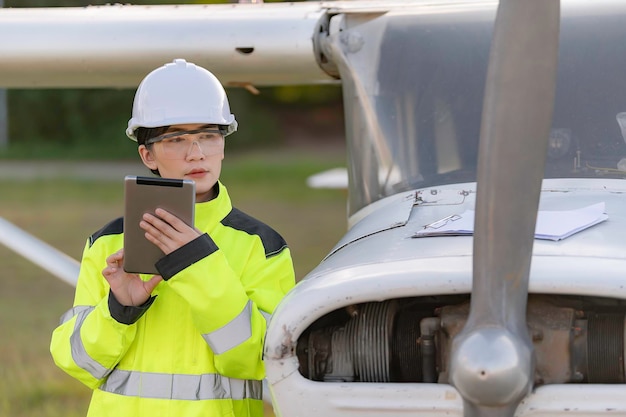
[449,0,560,416]
[0,217,79,286]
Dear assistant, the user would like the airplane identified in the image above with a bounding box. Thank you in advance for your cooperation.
[1,0,626,416]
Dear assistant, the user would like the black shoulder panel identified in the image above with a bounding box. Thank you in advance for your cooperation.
[89,217,124,248]
[221,208,288,258]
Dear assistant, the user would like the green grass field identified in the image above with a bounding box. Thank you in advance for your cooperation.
[0,147,347,416]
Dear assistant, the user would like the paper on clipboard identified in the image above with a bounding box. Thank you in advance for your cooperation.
[412,202,608,241]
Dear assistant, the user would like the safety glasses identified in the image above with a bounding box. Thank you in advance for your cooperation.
[145,127,224,159]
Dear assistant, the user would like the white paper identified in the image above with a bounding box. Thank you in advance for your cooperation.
[413,202,608,241]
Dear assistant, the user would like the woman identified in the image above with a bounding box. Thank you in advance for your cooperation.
[50,59,295,417]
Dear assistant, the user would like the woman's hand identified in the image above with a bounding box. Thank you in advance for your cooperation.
[102,249,162,306]
[140,208,202,255]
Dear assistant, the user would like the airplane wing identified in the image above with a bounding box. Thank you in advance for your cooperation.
[0,1,444,88]
[0,2,332,88]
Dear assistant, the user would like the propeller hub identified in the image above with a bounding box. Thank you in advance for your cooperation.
[449,327,533,407]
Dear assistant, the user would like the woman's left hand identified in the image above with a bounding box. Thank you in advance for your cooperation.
[140,208,202,255]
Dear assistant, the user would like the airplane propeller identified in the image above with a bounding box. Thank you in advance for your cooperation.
[448,0,560,416]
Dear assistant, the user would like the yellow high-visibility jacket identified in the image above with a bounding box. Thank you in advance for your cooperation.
[50,182,295,417]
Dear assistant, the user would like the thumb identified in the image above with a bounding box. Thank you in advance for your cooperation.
[144,275,163,294]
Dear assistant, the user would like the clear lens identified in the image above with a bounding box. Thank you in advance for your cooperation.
[146,128,224,159]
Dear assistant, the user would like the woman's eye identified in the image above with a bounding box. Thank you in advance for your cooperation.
[198,134,220,141]
[167,137,186,144]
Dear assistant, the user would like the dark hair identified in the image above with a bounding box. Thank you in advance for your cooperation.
[135,126,170,146]
[135,126,170,176]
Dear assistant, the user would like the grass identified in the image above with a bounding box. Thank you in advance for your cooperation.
[0,146,347,416]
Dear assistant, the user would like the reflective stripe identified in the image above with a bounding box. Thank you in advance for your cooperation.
[67,305,113,380]
[260,310,272,330]
[100,369,263,401]
[59,305,93,325]
[202,300,252,354]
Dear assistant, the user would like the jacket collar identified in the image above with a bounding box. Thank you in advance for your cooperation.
[194,181,232,231]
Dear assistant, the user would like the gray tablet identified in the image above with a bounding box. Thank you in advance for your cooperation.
[123,175,195,274]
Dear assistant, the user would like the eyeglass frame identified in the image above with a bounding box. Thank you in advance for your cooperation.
[144,127,225,147]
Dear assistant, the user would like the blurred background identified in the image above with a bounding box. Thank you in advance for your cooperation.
[0,0,345,160]
[0,1,348,416]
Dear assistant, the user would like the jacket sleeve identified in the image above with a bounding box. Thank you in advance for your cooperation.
[155,232,295,380]
[49,239,150,389]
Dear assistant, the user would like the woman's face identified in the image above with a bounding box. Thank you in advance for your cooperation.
[138,123,225,202]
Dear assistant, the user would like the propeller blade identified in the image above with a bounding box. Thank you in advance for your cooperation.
[449,0,560,416]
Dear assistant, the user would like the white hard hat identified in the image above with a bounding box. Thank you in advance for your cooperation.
[126,58,237,141]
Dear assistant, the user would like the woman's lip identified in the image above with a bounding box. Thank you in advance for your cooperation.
[186,170,207,177]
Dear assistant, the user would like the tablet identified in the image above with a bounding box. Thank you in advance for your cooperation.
[123,175,195,274]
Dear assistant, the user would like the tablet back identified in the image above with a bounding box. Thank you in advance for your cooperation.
[123,175,195,274]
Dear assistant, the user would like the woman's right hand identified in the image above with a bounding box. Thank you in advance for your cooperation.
[102,249,162,306]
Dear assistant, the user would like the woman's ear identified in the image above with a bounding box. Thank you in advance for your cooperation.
[138,145,158,171]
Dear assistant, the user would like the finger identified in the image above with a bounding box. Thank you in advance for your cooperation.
[141,219,172,248]
[105,250,123,267]
[142,214,195,250]
[144,275,163,294]
[142,213,202,254]
[141,219,174,245]
[139,217,175,242]
[102,264,120,280]
[142,213,176,238]
[154,208,190,232]
[144,225,192,255]
[143,229,170,253]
